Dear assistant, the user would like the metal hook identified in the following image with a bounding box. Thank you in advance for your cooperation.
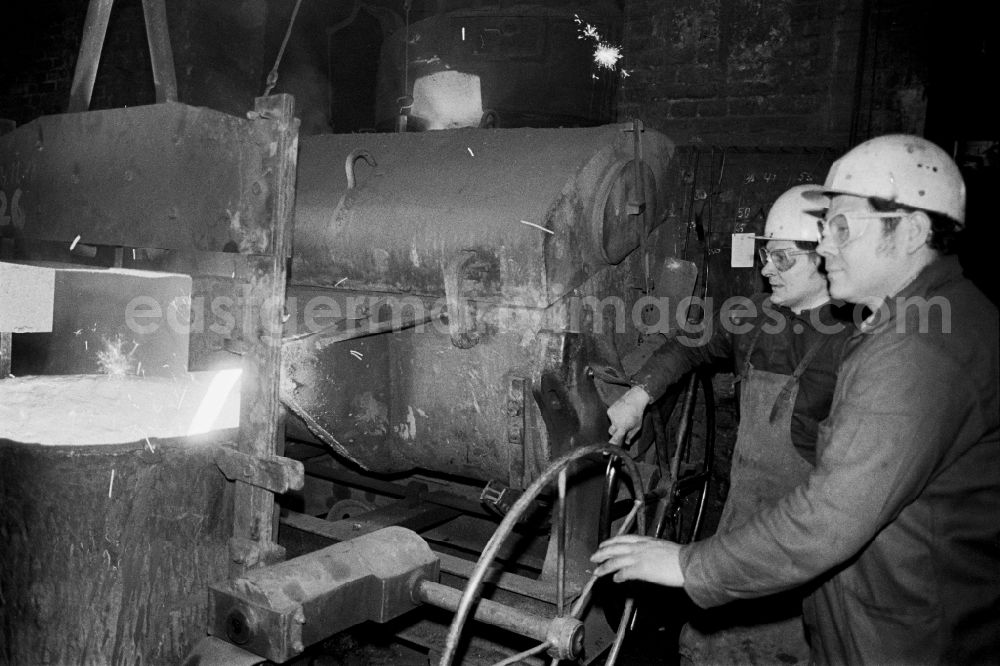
[345,149,377,189]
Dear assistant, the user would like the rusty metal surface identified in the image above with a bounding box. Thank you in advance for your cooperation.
[214,447,304,494]
[229,94,300,578]
[290,124,673,306]
[0,103,272,253]
[280,283,549,483]
[282,220,678,484]
[208,526,439,663]
[0,436,234,666]
[284,125,676,484]
[282,310,535,482]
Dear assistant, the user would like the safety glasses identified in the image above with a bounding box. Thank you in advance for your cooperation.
[817,212,901,248]
[758,247,815,272]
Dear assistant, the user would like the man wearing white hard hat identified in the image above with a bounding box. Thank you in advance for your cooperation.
[605,184,854,664]
[594,135,999,664]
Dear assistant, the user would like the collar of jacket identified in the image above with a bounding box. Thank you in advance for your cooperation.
[763,297,841,328]
[857,255,964,335]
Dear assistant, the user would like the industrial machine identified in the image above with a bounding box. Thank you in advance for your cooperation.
[0,109,716,664]
[204,119,717,665]
[0,3,718,665]
[0,103,715,665]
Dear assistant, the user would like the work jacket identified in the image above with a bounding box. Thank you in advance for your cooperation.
[679,256,1000,664]
[632,293,854,463]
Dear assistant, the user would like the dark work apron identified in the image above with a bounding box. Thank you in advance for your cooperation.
[681,323,825,666]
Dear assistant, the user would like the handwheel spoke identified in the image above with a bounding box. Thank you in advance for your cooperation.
[656,370,717,545]
[493,641,552,666]
[557,467,567,617]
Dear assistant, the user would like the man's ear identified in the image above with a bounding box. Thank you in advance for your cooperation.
[902,210,932,254]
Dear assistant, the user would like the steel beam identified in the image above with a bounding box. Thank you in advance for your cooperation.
[68,0,114,113]
[140,0,178,103]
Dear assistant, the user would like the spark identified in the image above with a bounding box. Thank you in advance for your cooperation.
[335,277,348,287]
[573,14,599,39]
[350,349,364,360]
[108,469,115,497]
[574,14,626,75]
[96,335,134,376]
[462,26,466,41]
[519,220,554,235]
[70,235,81,250]
[144,437,155,453]
[593,43,623,70]
[467,147,475,157]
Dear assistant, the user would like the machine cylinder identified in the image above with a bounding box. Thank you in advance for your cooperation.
[283,124,675,486]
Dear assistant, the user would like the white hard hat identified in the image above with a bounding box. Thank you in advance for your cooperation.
[755,184,827,242]
[819,134,966,224]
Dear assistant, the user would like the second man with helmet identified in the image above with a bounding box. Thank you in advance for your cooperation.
[605,183,855,664]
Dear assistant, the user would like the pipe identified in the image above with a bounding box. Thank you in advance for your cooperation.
[415,579,553,645]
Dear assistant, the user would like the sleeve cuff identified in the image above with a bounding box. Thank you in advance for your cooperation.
[678,541,730,609]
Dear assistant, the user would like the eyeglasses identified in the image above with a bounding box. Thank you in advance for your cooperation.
[817,212,901,248]
[758,247,815,272]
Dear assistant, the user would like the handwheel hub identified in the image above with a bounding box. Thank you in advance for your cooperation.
[546,616,586,660]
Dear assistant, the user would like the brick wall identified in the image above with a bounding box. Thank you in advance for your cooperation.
[0,0,157,123]
[0,2,88,123]
[619,0,867,147]
[90,0,155,112]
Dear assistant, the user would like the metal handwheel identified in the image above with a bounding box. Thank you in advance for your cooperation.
[654,369,716,543]
[438,443,647,666]
[597,368,716,546]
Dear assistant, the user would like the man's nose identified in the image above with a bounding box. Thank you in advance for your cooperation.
[817,234,837,259]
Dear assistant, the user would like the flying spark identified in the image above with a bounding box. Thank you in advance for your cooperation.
[519,220,554,235]
[574,14,627,76]
[96,335,135,376]
[593,43,622,70]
